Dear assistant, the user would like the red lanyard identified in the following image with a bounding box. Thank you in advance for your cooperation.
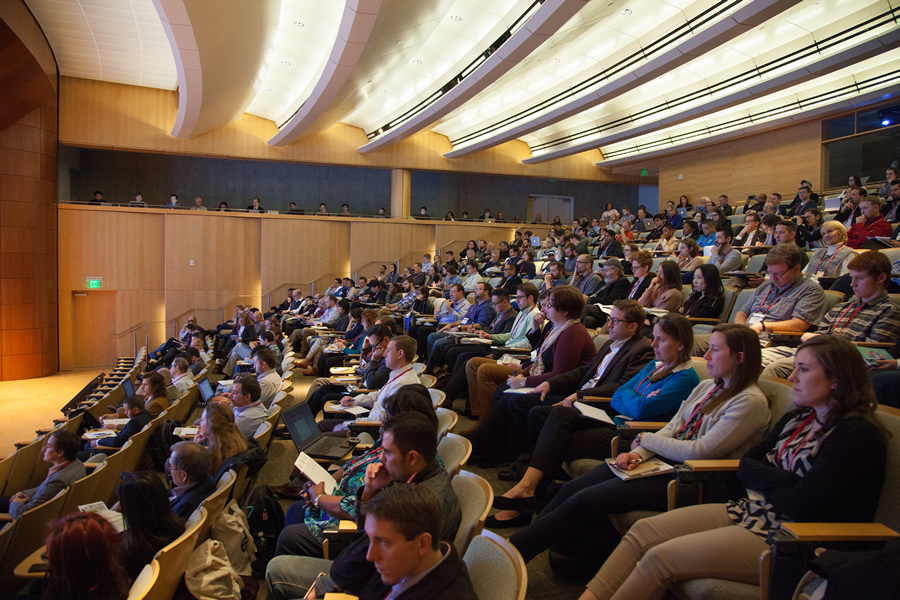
[814,245,844,274]
[677,384,722,438]
[635,363,666,396]
[777,413,817,469]
[829,300,865,334]
[757,281,797,314]
[865,217,884,233]
[630,277,644,298]
[490,309,512,329]
[386,366,414,387]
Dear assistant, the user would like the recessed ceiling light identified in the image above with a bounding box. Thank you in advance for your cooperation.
[395,40,402,44]
[622,8,632,15]
[293,21,304,27]
[380,90,389,94]
[450,15,462,21]
[281,61,291,66]
[412,59,422,64]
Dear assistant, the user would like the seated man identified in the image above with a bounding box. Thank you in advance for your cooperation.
[582,258,632,329]
[210,374,267,439]
[497,261,523,291]
[253,347,282,408]
[460,262,483,292]
[426,286,516,375]
[170,357,195,395]
[77,394,150,461]
[424,282,495,374]
[597,228,623,258]
[707,227,742,273]
[694,244,826,354]
[847,196,893,249]
[267,412,461,596]
[289,295,341,356]
[696,219,716,247]
[318,335,421,432]
[472,300,655,466]
[1,430,85,519]
[407,284,470,357]
[761,251,900,378]
[569,254,603,296]
[540,260,567,291]
[167,441,216,520]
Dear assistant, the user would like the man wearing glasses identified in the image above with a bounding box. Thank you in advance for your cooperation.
[569,255,603,296]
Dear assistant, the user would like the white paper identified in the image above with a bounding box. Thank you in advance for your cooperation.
[101,418,130,427]
[506,387,539,395]
[331,367,356,374]
[174,427,198,437]
[79,502,126,532]
[336,405,369,415]
[574,401,615,425]
[293,452,337,494]
[84,430,117,439]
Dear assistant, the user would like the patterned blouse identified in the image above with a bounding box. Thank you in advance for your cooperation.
[726,409,832,539]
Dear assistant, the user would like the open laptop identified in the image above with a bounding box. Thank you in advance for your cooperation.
[196,378,216,405]
[282,402,358,460]
[641,218,654,229]
[122,377,135,398]
[676,208,690,217]
[823,195,842,212]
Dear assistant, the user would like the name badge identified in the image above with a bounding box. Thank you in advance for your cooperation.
[531,349,538,361]
[746,312,765,326]
[815,270,826,278]
[461,318,469,325]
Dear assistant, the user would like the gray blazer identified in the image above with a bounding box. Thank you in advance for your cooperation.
[11,460,86,519]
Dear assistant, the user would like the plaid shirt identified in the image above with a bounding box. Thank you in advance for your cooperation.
[818,293,900,342]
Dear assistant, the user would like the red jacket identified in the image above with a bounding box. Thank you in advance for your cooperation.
[847,216,893,248]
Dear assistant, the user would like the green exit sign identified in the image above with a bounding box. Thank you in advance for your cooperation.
[640,169,648,176]
[86,277,102,289]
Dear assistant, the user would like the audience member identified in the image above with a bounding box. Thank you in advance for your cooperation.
[1,430,85,518]
[193,402,249,475]
[117,471,185,580]
[167,441,216,519]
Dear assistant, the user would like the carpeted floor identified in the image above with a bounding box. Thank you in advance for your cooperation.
[244,373,588,600]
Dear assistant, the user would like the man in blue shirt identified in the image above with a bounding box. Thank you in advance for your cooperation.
[424,282,496,373]
[408,284,471,358]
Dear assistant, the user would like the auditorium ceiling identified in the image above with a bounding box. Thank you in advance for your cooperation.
[24,0,900,166]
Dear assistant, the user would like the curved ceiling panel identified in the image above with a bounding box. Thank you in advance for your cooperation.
[356,0,591,154]
[442,0,803,158]
[521,1,900,163]
[25,0,177,89]
[268,0,382,147]
[156,0,280,138]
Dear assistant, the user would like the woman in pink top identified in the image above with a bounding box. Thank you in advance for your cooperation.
[639,261,684,313]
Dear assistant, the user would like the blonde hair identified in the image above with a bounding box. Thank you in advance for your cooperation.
[821,220,848,244]
[202,403,248,474]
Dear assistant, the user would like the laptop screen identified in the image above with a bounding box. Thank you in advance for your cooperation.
[197,378,216,402]
[122,378,134,397]
[281,403,322,451]
[824,195,842,211]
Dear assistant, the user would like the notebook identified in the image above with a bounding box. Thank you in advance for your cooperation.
[282,402,357,460]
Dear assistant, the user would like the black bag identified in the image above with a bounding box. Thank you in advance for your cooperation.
[244,485,285,576]
[147,419,183,471]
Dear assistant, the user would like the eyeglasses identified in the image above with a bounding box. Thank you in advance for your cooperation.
[608,317,636,326]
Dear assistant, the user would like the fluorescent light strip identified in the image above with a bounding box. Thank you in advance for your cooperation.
[448,0,745,146]
[364,0,545,140]
[529,6,898,153]
[600,68,900,159]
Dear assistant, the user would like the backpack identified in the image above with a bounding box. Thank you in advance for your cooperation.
[243,485,285,575]
[211,500,257,576]
[185,540,243,600]
[147,419,183,471]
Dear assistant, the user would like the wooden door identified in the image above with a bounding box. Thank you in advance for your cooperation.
[72,291,117,368]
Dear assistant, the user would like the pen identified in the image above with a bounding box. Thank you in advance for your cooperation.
[628,458,642,465]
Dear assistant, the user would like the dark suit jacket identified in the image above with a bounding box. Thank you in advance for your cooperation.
[599,239,624,257]
[356,543,477,600]
[544,335,654,398]
[588,277,631,305]
[237,325,258,343]
[518,261,536,279]
[98,410,152,449]
[489,309,517,335]
[499,275,522,291]
[171,477,216,520]
[626,275,653,301]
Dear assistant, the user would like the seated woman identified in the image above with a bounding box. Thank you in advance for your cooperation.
[102,372,169,423]
[296,301,354,375]
[581,335,888,600]
[314,308,377,377]
[194,402,249,475]
[466,285,596,443]
[638,260,684,314]
[487,314,700,527]
[681,264,725,319]
[675,238,703,278]
[274,385,438,557]
[42,512,130,600]
[803,220,854,280]
[117,471,185,581]
[506,324,770,577]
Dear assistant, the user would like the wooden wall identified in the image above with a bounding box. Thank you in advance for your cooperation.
[615,119,823,210]
[58,77,643,185]
[57,206,516,370]
[0,2,58,381]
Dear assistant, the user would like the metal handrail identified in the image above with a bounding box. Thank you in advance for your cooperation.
[115,321,161,358]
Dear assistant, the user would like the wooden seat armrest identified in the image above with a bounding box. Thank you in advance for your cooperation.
[35,428,57,435]
[348,360,360,365]
[686,317,721,324]
[624,421,668,430]
[353,420,382,427]
[13,441,34,449]
[84,463,101,471]
[853,341,896,348]
[684,459,740,471]
[354,389,375,393]
[780,523,900,542]
[580,396,613,403]
[769,330,805,336]
[0,513,13,522]
[52,418,68,425]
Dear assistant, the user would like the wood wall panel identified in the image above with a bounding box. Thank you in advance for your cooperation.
[433,225,518,256]
[622,120,822,210]
[348,222,434,276]
[58,78,639,185]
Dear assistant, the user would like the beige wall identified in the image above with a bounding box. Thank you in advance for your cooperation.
[58,77,646,185]
[615,119,823,211]
[58,206,516,369]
